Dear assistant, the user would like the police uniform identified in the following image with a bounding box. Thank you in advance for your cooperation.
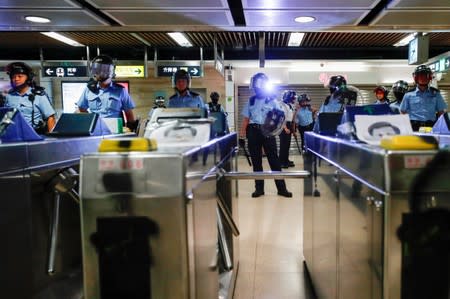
[208,102,225,113]
[242,95,291,197]
[77,82,135,118]
[6,86,55,129]
[296,106,314,150]
[168,90,205,109]
[389,101,401,114]
[399,86,447,131]
[279,101,295,167]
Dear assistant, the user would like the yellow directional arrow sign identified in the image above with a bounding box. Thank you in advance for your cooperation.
[115,65,145,78]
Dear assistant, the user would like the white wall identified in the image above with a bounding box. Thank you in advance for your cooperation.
[229,59,416,86]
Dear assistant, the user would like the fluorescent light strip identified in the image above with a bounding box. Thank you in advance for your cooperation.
[40,32,85,47]
[168,32,193,47]
[288,32,305,47]
[25,16,51,23]
[393,33,416,47]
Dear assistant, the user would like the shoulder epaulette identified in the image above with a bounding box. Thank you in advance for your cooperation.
[169,94,177,99]
[189,90,199,97]
[112,82,124,89]
[430,86,440,94]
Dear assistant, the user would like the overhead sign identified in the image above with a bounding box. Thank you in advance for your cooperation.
[43,66,87,77]
[115,65,145,78]
[428,56,450,73]
[157,65,202,77]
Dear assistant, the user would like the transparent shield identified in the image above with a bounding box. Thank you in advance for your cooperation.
[260,99,287,137]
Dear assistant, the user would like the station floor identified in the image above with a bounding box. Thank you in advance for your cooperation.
[232,154,316,299]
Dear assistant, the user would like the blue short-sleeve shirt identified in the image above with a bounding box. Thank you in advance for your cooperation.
[6,87,55,128]
[399,87,447,121]
[168,90,206,109]
[241,96,282,125]
[77,82,135,118]
[318,94,343,114]
[296,107,314,126]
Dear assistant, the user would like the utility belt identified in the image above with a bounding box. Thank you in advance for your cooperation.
[248,123,262,129]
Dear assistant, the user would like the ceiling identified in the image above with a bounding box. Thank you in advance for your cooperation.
[0,0,450,61]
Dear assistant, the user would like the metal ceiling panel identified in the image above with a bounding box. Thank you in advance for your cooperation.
[244,10,368,28]
[301,32,408,47]
[0,9,109,27]
[388,0,450,9]
[104,10,233,26]
[243,0,378,9]
[0,0,80,8]
[63,32,143,46]
[372,10,450,26]
[87,0,228,9]
[0,32,69,48]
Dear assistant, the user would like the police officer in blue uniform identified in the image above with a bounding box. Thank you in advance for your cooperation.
[5,62,56,133]
[77,55,137,129]
[279,90,296,168]
[168,69,206,110]
[313,75,348,132]
[390,80,409,114]
[240,73,292,198]
[400,65,447,131]
[373,86,390,104]
[295,94,316,150]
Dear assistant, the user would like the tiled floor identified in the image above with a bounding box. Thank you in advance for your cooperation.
[232,154,316,299]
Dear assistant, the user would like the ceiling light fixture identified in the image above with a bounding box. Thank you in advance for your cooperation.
[40,32,85,47]
[168,32,193,47]
[294,16,316,23]
[25,16,51,23]
[393,33,416,47]
[288,32,305,47]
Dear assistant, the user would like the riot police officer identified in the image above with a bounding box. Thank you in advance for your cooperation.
[5,62,56,133]
[168,69,206,109]
[77,55,137,129]
[295,94,316,150]
[153,96,166,109]
[320,75,348,113]
[208,91,225,113]
[373,86,390,104]
[279,90,296,168]
[400,65,447,131]
[390,80,409,114]
[240,73,292,198]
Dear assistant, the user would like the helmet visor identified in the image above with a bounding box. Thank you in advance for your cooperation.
[91,63,114,80]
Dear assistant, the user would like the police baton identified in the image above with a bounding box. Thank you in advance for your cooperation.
[292,132,303,155]
[238,138,252,166]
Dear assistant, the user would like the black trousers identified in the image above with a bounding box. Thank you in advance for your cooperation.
[247,125,287,192]
[279,121,292,165]
[298,123,314,150]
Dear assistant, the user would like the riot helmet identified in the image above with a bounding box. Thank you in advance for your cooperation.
[210,91,220,103]
[374,85,389,100]
[282,90,297,103]
[392,80,409,102]
[250,72,271,97]
[298,93,311,106]
[412,65,432,85]
[328,75,347,94]
[6,62,34,89]
[90,55,115,83]
[172,69,191,91]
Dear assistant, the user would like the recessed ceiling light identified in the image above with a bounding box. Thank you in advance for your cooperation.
[294,16,316,23]
[25,16,51,23]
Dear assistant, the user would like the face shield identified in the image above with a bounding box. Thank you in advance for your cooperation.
[333,85,363,106]
[91,62,114,82]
